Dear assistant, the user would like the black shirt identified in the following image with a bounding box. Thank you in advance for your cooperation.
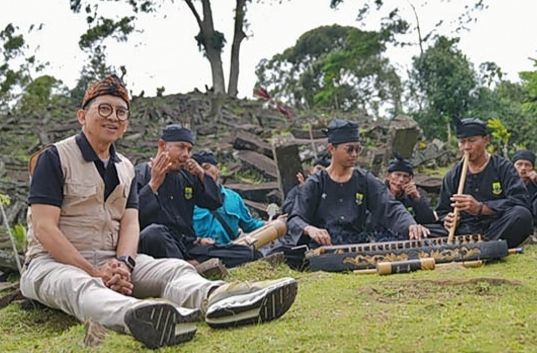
[525,180,537,222]
[28,132,138,209]
[282,184,300,215]
[288,168,415,246]
[388,183,436,224]
[436,154,530,229]
[135,162,222,240]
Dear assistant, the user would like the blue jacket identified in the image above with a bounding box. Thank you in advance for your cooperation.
[193,185,265,245]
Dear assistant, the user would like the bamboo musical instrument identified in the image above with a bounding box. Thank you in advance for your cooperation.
[448,151,470,243]
[233,217,287,249]
[353,257,484,275]
[305,234,509,272]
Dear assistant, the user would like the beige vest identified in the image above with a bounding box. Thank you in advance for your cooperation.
[26,135,134,259]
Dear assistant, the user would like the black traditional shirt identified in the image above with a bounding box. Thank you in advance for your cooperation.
[282,184,300,215]
[135,162,222,241]
[390,184,436,224]
[28,132,138,209]
[525,180,537,222]
[287,168,415,246]
[436,154,530,229]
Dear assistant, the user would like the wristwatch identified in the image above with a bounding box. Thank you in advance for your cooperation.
[116,255,136,271]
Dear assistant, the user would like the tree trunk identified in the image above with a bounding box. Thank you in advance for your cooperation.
[205,46,226,94]
[185,0,227,94]
[201,0,226,94]
[228,0,247,97]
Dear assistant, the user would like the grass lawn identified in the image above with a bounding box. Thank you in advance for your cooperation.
[1,244,537,353]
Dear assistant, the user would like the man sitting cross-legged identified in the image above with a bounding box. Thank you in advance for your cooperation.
[135,124,261,269]
[287,119,429,248]
[21,75,297,349]
[436,118,533,247]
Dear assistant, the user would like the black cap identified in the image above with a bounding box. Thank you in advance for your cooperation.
[512,150,535,167]
[160,124,195,144]
[313,152,331,168]
[192,150,217,166]
[323,119,360,144]
[455,117,488,138]
[387,154,414,175]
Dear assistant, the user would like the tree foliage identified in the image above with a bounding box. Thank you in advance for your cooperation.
[69,0,274,97]
[256,24,402,118]
[408,36,476,140]
[0,23,47,113]
[17,75,67,115]
[69,1,135,100]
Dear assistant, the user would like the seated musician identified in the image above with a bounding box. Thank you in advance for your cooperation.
[191,150,265,245]
[135,125,261,268]
[287,119,429,248]
[512,150,537,223]
[385,154,437,224]
[436,118,533,247]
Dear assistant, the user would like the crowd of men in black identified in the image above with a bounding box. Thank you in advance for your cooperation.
[132,117,536,268]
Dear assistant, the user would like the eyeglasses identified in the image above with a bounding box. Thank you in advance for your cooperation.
[342,144,361,155]
[96,103,129,121]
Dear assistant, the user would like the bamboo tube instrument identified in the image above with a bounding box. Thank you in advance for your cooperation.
[233,217,287,249]
[353,257,484,275]
[448,151,470,243]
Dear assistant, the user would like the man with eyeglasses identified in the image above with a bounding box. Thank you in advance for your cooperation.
[287,119,429,248]
[21,75,298,349]
[436,118,532,247]
[385,155,436,224]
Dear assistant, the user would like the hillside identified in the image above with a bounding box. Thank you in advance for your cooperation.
[0,92,447,236]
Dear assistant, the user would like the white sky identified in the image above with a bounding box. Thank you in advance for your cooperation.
[1,0,537,98]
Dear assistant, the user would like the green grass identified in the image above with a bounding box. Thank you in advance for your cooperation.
[2,246,537,353]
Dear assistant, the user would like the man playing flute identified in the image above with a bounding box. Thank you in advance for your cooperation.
[436,118,533,247]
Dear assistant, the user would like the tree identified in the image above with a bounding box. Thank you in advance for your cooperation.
[0,23,46,113]
[69,1,135,100]
[256,24,403,118]
[465,60,537,152]
[330,0,489,42]
[70,0,276,97]
[18,75,67,113]
[408,36,477,140]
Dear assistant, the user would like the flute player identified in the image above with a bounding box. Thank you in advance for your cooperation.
[436,118,532,247]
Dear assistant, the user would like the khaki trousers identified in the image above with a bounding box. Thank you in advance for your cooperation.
[20,251,223,332]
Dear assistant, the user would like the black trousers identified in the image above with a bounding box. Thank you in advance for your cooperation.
[138,224,261,268]
[425,205,533,248]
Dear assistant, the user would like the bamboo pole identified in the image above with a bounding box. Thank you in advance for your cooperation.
[0,202,22,274]
[448,152,469,243]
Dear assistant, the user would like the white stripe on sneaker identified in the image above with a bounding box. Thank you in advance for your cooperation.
[205,307,262,325]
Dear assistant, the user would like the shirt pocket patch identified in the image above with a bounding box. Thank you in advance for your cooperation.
[64,182,97,197]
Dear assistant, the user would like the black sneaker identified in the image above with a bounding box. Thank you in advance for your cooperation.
[124,301,200,349]
[205,277,297,328]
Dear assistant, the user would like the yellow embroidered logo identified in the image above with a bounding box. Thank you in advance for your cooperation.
[184,186,193,200]
[492,181,502,195]
[355,192,364,205]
